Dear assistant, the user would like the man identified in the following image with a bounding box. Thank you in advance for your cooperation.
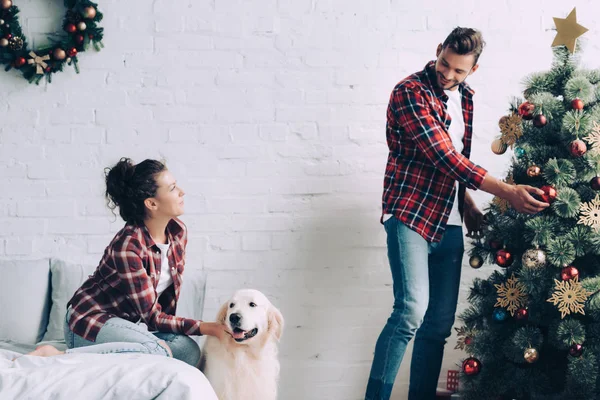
[365,27,549,400]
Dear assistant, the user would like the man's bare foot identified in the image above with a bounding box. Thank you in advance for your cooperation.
[27,344,65,357]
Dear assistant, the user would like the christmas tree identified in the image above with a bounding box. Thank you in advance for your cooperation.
[457,8,600,400]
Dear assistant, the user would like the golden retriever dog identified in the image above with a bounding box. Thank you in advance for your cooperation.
[200,289,284,400]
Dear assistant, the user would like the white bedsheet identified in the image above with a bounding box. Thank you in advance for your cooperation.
[0,349,217,400]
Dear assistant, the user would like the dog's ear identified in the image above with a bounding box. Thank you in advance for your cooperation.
[215,300,229,324]
[267,305,284,341]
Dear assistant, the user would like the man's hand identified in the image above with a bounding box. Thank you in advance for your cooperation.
[507,185,550,214]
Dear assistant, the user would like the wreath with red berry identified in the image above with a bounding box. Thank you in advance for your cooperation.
[0,0,104,84]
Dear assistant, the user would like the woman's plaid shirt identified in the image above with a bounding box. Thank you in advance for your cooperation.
[382,61,488,242]
[67,218,203,342]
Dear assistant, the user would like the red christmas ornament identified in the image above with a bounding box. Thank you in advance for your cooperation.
[495,249,514,268]
[5,33,12,39]
[518,101,535,120]
[462,357,481,376]
[569,343,583,357]
[465,337,473,345]
[570,139,587,157]
[591,177,600,191]
[561,266,579,281]
[64,23,77,33]
[489,239,503,250]
[44,66,51,73]
[571,98,584,110]
[14,56,26,67]
[75,34,84,44]
[540,185,557,203]
[66,47,77,57]
[515,307,529,321]
[533,114,547,128]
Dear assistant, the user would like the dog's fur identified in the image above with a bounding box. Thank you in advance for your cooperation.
[200,289,284,400]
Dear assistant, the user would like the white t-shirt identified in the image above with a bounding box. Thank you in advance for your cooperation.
[444,88,465,226]
[155,242,173,297]
[383,88,465,226]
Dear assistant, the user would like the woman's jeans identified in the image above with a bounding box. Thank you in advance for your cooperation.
[63,307,201,367]
[365,217,464,400]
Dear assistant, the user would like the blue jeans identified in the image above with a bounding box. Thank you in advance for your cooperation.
[365,217,464,400]
[63,307,201,367]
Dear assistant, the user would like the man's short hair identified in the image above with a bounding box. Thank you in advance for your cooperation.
[442,27,485,65]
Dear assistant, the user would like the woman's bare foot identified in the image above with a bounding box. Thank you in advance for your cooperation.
[27,344,65,357]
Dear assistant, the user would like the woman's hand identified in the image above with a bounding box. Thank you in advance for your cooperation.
[200,322,232,340]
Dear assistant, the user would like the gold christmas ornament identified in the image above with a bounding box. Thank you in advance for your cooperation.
[0,38,8,47]
[1,0,12,10]
[578,194,600,232]
[82,6,97,19]
[8,36,23,51]
[495,273,528,316]
[53,48,66,60]
[552,7,588,54]
[521,248,547,269]
[524,348,539,363]
[469,255,484,269]
[499,113,523,147]
[547,276,592,319]
[77,21,87,31]
[527,165,541,177]
[491,138,508,155]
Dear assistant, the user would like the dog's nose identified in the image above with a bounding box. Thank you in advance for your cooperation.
[229,313,242,325]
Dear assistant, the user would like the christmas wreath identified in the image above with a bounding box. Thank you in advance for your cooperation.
[0,0,104,84]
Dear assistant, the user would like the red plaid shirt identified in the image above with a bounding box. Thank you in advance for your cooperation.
[67,218,203,342]
[382,61,488,242]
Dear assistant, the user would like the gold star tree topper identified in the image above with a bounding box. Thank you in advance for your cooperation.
[552,7,588,54]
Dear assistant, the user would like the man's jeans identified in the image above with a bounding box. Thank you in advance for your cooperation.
[365,217,464,400]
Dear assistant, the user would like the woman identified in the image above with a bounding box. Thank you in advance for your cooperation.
[30,158,229,367]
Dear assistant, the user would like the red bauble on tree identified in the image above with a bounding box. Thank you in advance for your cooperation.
[561,266,579,281]
[14,56,26,67]
[571,98,584,110]
[569,343,583,357]
[67,47,77,57]
[75,34,84,44]
[540,185,557,203]
[591,177,600,191]
[515,307,529,321]
[533,114,547,128]
[462,357,482,376]
[518,101,535,120]
[64,23,77,33]
[570,139,587,157]
[495,249,514,268]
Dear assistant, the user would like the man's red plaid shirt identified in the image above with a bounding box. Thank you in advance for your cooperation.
[382,61,488,242]
[67,218,203,342]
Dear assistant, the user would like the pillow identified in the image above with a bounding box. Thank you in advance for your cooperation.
[42,259,208,343]
[41,259,96,343]
[0,259,51,344]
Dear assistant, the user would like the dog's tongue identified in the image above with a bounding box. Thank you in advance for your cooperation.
[232,329,246,339]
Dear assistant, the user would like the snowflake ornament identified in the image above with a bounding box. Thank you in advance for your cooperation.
[494,273,528,316]
[547,276,592,319]
[499,114,524,147]
[454,326,477,350]
[584,121,600,155]
[578,194,600,231]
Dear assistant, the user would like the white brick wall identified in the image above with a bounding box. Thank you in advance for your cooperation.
[1,0,600,398]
